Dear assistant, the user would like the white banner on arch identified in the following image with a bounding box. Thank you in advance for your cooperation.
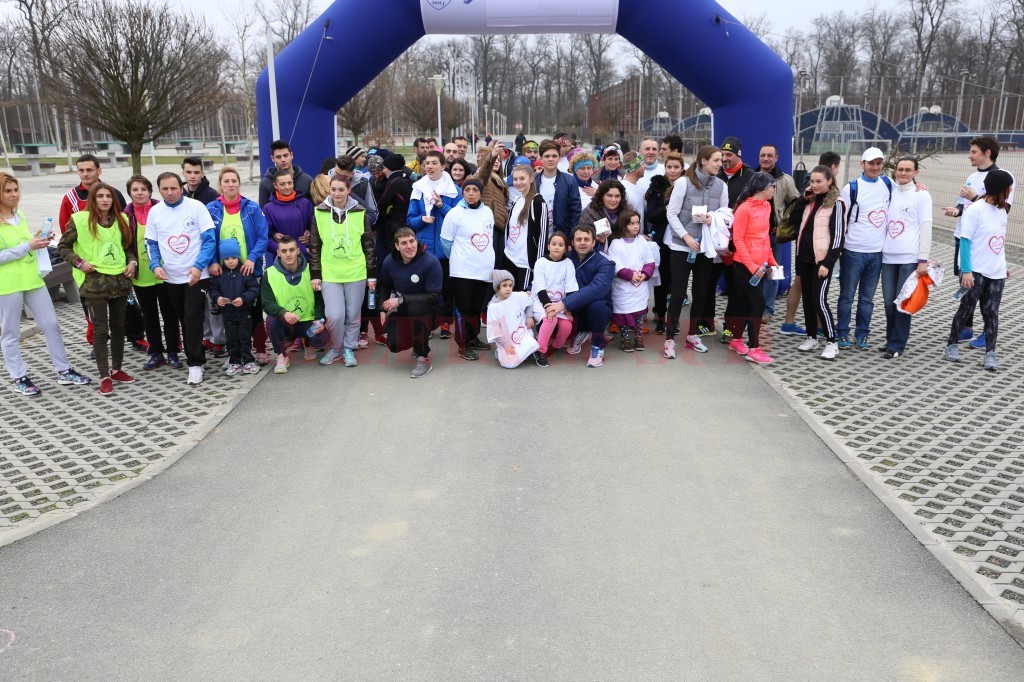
[421,0,619,35]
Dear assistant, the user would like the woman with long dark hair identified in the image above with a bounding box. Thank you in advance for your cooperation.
[58,183,137,395]
[576,179,627,249]
[728,171,778,364]
[662,145,727,359]
[645,151,685,334]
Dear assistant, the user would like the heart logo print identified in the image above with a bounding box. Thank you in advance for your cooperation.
[511,326,525,345]
[887,220,905,239]
[548,289,563,302]
[867,209,887,228]
[471,233,490,252]
[507,224,521,244]
[167,234,191,254]
[989,235,1005,254]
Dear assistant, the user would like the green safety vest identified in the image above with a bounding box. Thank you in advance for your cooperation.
[266,263,315,322]
[314,207,367,283]
[0,211,45,296]
[71,211,126,278]
[219,210,249,262]
[132,220,159,288]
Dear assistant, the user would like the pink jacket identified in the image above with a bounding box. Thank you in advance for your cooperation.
[731,199,777,273]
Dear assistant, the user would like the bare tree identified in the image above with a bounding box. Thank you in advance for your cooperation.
[400,84,442,135]
[258,0,319,53]
[43,0,226,174]
[223,2,263,179]
[338,87,382,146]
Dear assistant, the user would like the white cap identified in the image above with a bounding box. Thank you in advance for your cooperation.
[861,147,884,162]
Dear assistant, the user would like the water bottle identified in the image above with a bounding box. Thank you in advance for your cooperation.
[367,279,377,310]
[306,318,325,338]
[687,249,697,264]
[953,286,969,301]
[749,262,769,286]
[39,217,54,239]
[127,287,136,306]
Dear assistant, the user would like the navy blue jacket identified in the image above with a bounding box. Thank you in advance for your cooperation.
[563,248,613,311]
[376,245,444,310]
[209,265,260,318]
[536,171,582,235]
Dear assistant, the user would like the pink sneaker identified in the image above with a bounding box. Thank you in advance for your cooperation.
[745,347,773,365]
[663,339,676,359]
[684,335,708,353]
[728,339,749,355]
[357,332,369,349]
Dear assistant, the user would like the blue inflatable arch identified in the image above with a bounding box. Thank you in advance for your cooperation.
[256,0,793,172]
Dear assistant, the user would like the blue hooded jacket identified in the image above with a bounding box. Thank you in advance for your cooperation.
[563,248,613,311]
[207,196,270,275]
[407,191,461,259]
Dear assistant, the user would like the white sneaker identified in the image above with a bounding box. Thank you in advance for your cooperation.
[820,342,838,360]
[567,331,591,355]
[187,366,204,385]
[798,338,819,352]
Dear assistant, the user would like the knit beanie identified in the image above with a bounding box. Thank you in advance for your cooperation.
[367,155,384,172]
[721,136,742,155]
[462,178,484,193]
[382,154,406,171]
[491,269,515,291]
[345,145,365,160]
[984,169,1013,197]
[220,238,242,262]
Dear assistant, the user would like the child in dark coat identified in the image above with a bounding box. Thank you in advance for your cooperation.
[209,238,261,375]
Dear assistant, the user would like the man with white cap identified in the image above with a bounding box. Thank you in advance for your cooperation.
[837,146,892,350]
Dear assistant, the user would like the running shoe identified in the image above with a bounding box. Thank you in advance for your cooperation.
[728,339,749,355]
[56,368,91,385]
[780,322,806,336]
[320,348,342,365]
[745,347,773,365]
[109,369,135,383]
[343,348,357,367]
[587,346,605,367]
[13,376,40,396]
[969,333,987,349]
[684,335,707,353]
[567,331,591,355]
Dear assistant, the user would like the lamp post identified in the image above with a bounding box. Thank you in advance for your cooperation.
[468,94,477,152]
[956,68,970,131]
[796,70,808,155]
[484,103,491,140]
[430,74,444,144]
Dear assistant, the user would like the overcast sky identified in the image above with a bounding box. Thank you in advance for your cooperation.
[172,0,881,37]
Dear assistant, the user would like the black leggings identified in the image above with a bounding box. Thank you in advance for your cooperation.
[948,274,1003,352]
[451,277,490,348]
[729,263,765,348]
[653,241,673,317]
[796,260,836,342]
[667,250,712,340]
[952,237,974,328]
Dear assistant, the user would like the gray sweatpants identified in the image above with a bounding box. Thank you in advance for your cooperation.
[321,280,364,350]
[0,286,71,380]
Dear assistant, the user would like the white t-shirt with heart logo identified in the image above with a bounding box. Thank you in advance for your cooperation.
[960,200,1008,280]
[841,175,891,253]
[882,184,933,265]
[606,236,654,314]
[441,203,495,281]
[486,291,540,368]
[531,256,578,322]
[147,197,215,284]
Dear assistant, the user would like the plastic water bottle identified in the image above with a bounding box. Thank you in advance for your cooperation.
[306,318,325,338]
[367,280,377,310]
[39,217,54,239]
[687,249,697,263]
[953,286,969,301]
[749,262,769,286]
[127,287,136,305]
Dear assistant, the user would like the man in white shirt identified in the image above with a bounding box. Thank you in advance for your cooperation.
[837,147,892,350]
[941,135,1015,348]
[146,172,217,384]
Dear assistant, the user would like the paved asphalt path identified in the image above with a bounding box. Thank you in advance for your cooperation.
[1,342,1022,680]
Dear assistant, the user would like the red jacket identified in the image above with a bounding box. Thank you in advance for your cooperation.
[731,199,777,273]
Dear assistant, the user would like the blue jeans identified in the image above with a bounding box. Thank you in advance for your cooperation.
[880,262,917,352]
[836,250,882,338]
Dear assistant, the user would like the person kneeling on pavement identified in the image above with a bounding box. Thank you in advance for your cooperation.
[377,227,443,379]
[262,235,328,374]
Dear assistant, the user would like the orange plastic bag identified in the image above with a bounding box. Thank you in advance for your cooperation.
[899,273,933,315]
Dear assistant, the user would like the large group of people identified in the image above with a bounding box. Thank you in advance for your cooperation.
[0,133,1014,395]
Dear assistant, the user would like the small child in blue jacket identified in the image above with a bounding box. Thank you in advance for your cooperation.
[209,239,261,375]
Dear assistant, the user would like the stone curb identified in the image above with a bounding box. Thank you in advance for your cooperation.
[0,364,270,549]
[754,365,1024,649]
